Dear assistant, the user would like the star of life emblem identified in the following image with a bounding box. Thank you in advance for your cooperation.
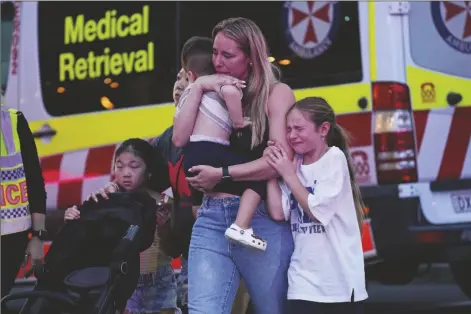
[283,1,340,59]
[431,1,471,54]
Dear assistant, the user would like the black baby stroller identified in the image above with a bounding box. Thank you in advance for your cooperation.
[1,191,157,314]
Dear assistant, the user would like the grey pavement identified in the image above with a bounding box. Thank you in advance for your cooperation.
[5,264,470,314]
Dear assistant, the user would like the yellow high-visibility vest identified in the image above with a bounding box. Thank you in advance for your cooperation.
[1,106,32,235]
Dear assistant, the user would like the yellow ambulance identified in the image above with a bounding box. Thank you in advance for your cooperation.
[2,1,470,298]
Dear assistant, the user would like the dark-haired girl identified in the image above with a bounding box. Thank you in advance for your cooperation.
[65,138,181,314]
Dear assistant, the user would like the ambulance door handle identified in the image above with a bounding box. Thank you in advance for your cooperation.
[32,124,57,139]
[357,97,368,110]
[447,92,462,106]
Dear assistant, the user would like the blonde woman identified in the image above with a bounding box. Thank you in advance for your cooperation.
[173,17,296,314]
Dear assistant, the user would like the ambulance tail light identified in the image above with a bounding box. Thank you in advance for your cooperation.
[372,82,418,184]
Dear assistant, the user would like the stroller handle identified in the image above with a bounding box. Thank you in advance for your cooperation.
[1,291,78,307]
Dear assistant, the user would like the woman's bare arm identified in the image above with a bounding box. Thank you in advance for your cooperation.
[228,83,296,181]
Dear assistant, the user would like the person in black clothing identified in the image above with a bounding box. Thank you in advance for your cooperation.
[1,98,47,312]
[64,138,160,313]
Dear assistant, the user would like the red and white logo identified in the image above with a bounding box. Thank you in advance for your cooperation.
[351,150,371,184]
[432,1,471,54]
[283,1,340,59]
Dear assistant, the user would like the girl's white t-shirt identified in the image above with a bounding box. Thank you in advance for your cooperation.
[279,146,368,303]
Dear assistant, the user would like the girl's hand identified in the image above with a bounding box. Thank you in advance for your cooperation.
[195,74,246,93]
[186,165,222,192]
[64,205,80,221]
[266,145,296,178]
[86,182,120,202]
[263,145,278,158]
[263,139,281,157]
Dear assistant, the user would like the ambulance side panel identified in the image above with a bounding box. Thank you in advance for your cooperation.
[404,1,471,225]
[15,2,179,212]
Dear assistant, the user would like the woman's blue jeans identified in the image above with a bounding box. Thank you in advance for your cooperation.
[188,196,294,314]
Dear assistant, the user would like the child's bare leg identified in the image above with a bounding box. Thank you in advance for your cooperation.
[225,189,267,251]
[192,205,200,219]
[234,189,260,229]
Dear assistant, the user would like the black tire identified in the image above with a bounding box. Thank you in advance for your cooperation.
[371,261,418,285]
[450,261,471,299]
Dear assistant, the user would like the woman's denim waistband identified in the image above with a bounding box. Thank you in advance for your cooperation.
[202,195,241,208]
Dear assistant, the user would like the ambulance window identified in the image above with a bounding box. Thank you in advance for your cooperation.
[179,1,362,89]
[1,2,14,94]
[408,2,471,79]
[37,2,178,117]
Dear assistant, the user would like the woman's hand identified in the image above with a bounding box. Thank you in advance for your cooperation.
[266,145,296,179]
[186,165,222,192]
[64,205,80,221]
[86,182,120,202]
[195,74,246,92]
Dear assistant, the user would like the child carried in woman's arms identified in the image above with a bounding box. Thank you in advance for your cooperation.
[175,36,267,251]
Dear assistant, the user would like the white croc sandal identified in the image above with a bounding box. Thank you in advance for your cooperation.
[225,224,267,251]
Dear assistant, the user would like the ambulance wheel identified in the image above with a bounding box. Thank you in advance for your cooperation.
[374,261,418,285]
[450,261,471,299]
